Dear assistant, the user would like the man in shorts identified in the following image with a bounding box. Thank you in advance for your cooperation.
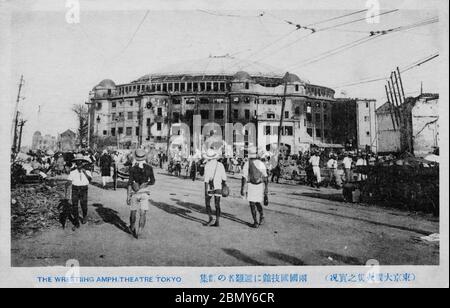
[127,149,155,239]
[241,147,269,229]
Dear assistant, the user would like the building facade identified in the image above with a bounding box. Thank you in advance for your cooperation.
[31,131,57,152]
[376,93,439,156]
[332,98,377,152]
[57,129,77,152]
[89,56,336,155]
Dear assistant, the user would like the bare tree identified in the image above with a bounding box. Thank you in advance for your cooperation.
[72,104,89,148]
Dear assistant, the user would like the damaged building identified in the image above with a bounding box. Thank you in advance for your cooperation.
[376,93,439,156]
[89,55,338,155]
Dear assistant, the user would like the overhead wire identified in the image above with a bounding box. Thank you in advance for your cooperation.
[284,16,438,71]
[237,9,381,68]
[331,52,439,88]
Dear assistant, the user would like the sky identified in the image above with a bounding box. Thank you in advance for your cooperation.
[3,0,445,147]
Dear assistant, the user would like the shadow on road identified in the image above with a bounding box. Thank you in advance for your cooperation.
[92,203,131,235]
[222,248,266,266]
[172,199,252,227]
[266,251,307,265]
[270,200,433,236]
[58,199,76,229]
[293,192,344,203]
[152,201,207,225]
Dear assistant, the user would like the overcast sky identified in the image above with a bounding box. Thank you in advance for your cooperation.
[3,0,445,146]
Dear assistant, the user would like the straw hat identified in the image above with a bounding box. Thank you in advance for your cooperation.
[203,148,221,160]
[134,149,147,162]
[72,154,90,164]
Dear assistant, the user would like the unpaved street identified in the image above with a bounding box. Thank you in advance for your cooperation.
[12,169,439,267]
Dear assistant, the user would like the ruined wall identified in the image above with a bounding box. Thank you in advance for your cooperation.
[412,97,439,156]
[376,103,401,153]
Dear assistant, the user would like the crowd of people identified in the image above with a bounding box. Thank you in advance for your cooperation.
[164,148,382,191]
[11,145,397,240]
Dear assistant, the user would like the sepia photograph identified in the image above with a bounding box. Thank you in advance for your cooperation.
[1,0,447,287]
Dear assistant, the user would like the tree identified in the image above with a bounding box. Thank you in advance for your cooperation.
[72,104,89,148]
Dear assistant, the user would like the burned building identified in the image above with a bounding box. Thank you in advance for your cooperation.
[376,93,439,156]
[89,55,337,155]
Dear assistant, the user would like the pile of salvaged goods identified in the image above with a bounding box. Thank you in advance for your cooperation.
[11,180,69,238]
[356,158,439,216]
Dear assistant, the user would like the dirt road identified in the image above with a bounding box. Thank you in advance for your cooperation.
[12,169,439,267]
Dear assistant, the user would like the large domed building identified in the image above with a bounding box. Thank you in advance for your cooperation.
[89,55,336,154]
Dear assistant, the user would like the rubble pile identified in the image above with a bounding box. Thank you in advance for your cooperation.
[358,165,439,216]
[11,180,68,238]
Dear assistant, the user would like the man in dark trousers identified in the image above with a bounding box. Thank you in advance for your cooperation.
[67,154,92,230]
[127,149,156,239]
[99,150,112,188]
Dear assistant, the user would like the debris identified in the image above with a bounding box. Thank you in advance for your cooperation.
[11,181,67,239]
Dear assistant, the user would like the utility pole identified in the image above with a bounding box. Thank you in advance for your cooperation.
[387,80,400,127]
[138,98,144,147]
[277,73,288,164]
[393,70,404,105]
[17,119,27,153]
[385,85,397,131]
[12,75,25,153]
[85,101,92,149]
[396,67,406,102]
[166,93,173,157]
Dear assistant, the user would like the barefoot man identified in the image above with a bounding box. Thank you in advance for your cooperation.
[127,149,155,239]
[241,147,269,228]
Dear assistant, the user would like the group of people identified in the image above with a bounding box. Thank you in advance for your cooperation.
[201,147,269,229]
[63,145,272,238]
[15,145,382,240]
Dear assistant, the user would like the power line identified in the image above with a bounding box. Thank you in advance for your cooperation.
[238,9,378,68]
[285,35,382,70]
[285,16,438,71]
[197,9,265,19]
[114,10,150,58]
[230,29,299,68]
[332,52,439,88]
[401,53,439,73]
[316,9,399,32]
[307,9,369,27]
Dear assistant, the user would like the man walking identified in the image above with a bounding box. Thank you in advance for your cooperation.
[127,149,156,239]
[99,150,112,188]
[309,151,322,188]
[241,147,269,229]
[203,149,227,227]
[67,154,92,230]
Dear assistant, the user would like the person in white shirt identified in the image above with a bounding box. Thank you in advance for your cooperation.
[342,153,353,182]
[241,147,269,228]
[356,155,368,181]
[66,154,92,230]
[203,149,227,227]
[327,154,342,188]
[309,152,322,187]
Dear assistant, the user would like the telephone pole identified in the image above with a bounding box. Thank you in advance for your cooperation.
[85,100,93,149]
[277,73,289,163]
[12,75,25,153]
[17,119,27,153]
[166,93,173,157]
